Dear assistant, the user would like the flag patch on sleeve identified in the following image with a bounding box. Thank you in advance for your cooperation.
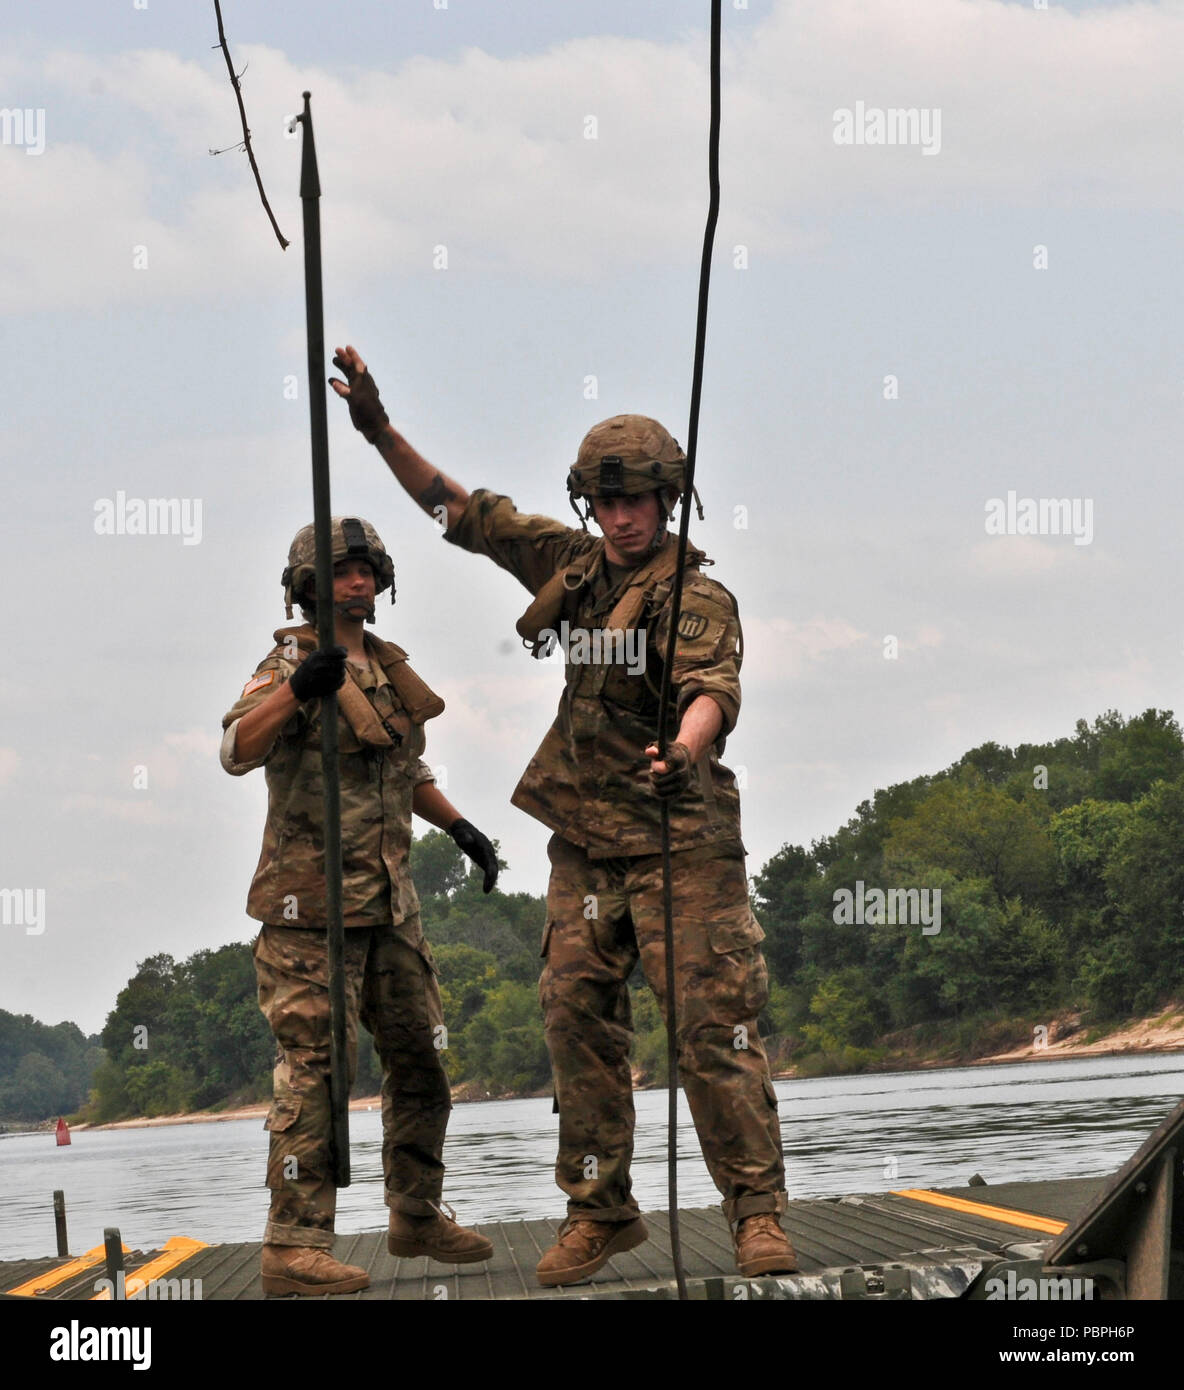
[241,671,276,697]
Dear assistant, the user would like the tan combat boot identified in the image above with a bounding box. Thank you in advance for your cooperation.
[261,1244,370,1296]
[388,1201,493,1263]
[536,1216,649,1288]
[733,1213,798,1277]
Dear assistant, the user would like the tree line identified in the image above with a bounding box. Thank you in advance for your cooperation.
[0,1012,102,1125]
[2,707,1181,1124]
[753,707,1184,1071]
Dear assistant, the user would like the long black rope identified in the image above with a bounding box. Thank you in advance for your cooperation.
[655,0,722,1302]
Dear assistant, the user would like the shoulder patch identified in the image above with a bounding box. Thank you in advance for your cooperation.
[242,670,276,698]
[677,611,710,641]
[684,574,736,608]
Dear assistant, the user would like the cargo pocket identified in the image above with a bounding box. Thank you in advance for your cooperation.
[264,1092,302,1189]
[706,911,765,955]
[264,1092,301,1133]
[416,941,447,1043]
[538,920,557,1017]
[706,910,768,1021]
[415,937,440,977]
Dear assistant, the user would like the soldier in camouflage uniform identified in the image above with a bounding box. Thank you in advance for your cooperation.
[329,345,796,1285]
[221,516,500,1295]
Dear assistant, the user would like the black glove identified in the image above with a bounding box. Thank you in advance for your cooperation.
[649,741,694,799]
[331,353,390,443]
[288,646,347,702]
[449,818,499,894]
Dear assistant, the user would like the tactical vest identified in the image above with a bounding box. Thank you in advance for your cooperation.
[238,626,444,929]
[509,540,743,859]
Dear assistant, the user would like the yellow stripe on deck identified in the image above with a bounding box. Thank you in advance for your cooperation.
[893,1189,1067,1235]
[5,1242,128,1298]
[91,1236,208,1300]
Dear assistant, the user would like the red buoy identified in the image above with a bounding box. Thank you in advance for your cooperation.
[55,1118,71,1147]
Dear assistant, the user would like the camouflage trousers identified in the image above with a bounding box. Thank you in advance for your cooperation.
[541,834,786,1226]
[253,918,451,1249]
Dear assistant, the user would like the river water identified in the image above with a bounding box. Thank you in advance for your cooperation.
[2,1053,1181,1261]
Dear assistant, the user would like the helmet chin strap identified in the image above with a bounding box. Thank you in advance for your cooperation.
[647,487,680,556]
[333,598,376,624]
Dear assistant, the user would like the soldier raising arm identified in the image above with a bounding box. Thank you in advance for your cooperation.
[330,344,469,531]
[329,344,796,1287]
[329,345,722,777]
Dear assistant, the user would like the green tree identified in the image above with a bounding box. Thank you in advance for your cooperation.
[890,876,1064,1022]
[629,988,668,1086]
[124,1060,190,1117]
[168,945,271,1107]
[99,953,178,1067]
[86,1057,132,1124]
[462,981,550,1095]
[1096,709,1184,802]
[435,944,499,1028]
[410,829,469,898]
[89,947,272,1120]
[1049,798,1134,893]
[429,909,536,984]
[0,1012,102,1122]
[883,772,1055,906]
[1084,772,1184,1016]
[433,943,500,1081]
[751,843,817,984]
[0,1051,72,1118]
[1047,798,1133,967]
[801,970,879,1052]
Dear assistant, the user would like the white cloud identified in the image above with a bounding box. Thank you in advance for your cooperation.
[6,0,1184,310]
[58,793,174,825]
[743,614,868,677]
[968,536,1075,579]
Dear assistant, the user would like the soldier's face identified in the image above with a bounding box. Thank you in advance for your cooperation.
[307,558,376,622]
[591,492,661,565]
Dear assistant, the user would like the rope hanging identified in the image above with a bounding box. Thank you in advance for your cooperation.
[654,0,723,1303]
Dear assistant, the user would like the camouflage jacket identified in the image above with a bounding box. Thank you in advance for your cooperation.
[444,489,745,858]
[220,625,442,929]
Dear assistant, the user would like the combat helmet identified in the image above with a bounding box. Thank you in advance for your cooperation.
[566,414,702,530]
[281,516,395,620]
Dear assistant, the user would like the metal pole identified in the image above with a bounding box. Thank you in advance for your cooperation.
[297,90,351,1188]
[53,1189,68,1257]
[102,1227,124,1301]
[654,0,723,1303]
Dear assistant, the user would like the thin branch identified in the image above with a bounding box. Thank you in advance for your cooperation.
[212,0,288,250]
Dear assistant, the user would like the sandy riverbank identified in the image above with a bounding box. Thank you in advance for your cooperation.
[74,1095,384,1132]
[974,1009,1184,1065]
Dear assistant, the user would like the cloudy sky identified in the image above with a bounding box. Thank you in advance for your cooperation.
[2,0,1181,1034]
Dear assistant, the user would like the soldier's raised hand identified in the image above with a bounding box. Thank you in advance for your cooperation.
[329,344,390,443]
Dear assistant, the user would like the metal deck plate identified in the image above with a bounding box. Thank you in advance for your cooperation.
[3,1176,1108,1301]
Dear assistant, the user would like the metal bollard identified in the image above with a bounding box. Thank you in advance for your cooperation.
[53,1190,68,1257]
[103,1227,125,1300]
